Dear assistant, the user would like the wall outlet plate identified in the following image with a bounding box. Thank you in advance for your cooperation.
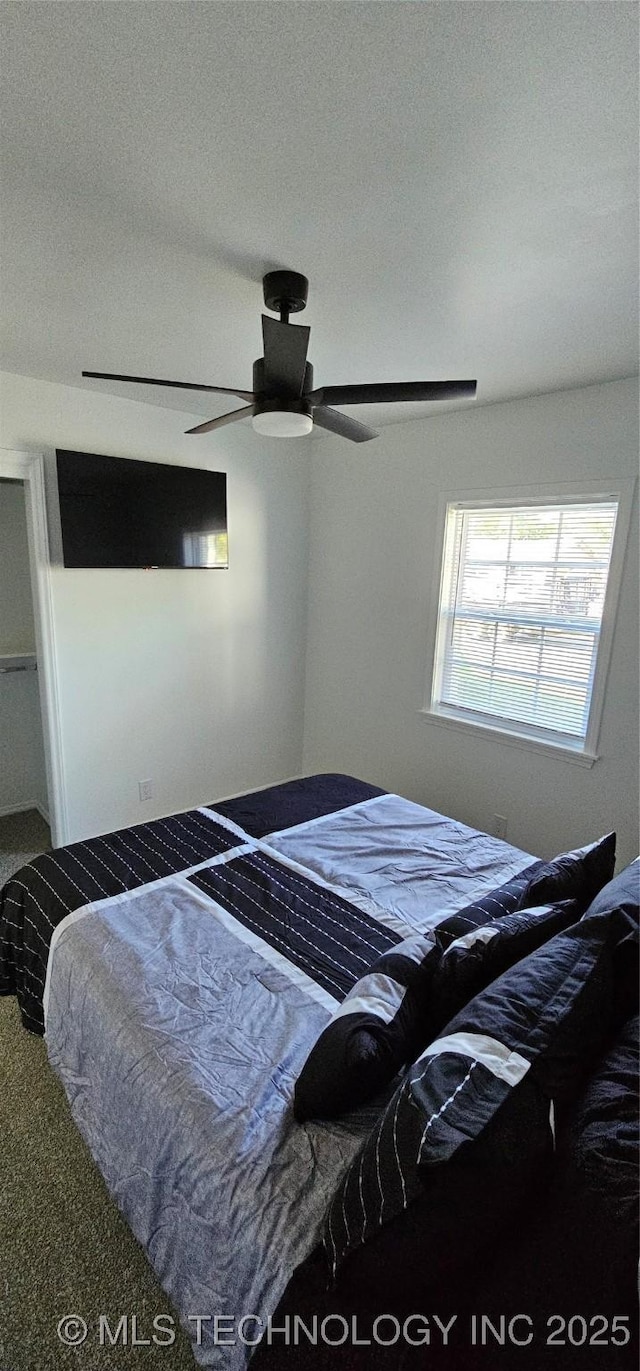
[138,779,153,802]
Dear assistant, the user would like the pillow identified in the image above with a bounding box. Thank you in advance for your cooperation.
[294,864,548,1122]
[524,830,616,910]
[293,831,616,1122]
[432,831,616,952]
[293,930,440,1122]
[427,898,579,1038]
[322,895,634,1285]
[563,1011,639,1227]
[294,897,580,1124]
[581,854,639,919]
[580,857,639,1035]
[254,1023,639,1371]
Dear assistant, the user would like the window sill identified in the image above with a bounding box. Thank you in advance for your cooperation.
[419,707,598,768]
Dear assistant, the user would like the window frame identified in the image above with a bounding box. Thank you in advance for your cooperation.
[421,478,636,767]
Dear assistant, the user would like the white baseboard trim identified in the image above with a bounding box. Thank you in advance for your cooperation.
[210,772,306,807]
[0,799,50,822]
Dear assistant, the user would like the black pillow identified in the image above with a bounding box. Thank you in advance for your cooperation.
[524,830,616,909]
[561,1011,639,1242]
[580,856,639,1035]
[322,894,634,1285]
[427,898,579,1037]
[432,831,616,952]
[294,832,615,1123]
[582,855,639,919]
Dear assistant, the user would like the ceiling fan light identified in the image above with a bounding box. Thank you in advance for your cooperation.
[252,408,313,438]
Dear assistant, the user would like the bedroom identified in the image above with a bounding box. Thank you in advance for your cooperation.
[0,3,638,1370]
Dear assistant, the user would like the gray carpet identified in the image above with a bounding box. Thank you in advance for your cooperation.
[0,815,196,1370]
[0,809,51,886]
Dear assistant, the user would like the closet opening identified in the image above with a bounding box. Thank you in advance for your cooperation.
[0,477,50,867]
[0,450,66,851]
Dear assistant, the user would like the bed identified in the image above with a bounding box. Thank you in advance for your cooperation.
[1,774,637,1369]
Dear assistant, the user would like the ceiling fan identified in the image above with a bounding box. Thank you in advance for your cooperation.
[83,271,477,444]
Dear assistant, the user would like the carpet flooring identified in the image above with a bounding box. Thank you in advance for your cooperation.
[0,814,195,1370]
[0,809,51,887]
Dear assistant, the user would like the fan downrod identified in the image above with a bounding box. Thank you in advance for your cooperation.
[263,270,309,320]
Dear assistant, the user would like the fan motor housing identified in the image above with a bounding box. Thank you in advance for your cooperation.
[253,396,312,422]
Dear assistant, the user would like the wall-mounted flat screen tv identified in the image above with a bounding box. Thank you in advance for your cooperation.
[56,449,228,569]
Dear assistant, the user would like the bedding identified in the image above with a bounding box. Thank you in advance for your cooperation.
[294,925,443,1122]
[0,776,624,1370]
[1,775,534,1369]
[0,806,245,1034]
[293,833,617,1124]
[294,897,581,1124]
[321,893,635,1282]
[253,863,639,1371]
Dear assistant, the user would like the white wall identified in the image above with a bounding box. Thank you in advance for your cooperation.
[0,480,48,815]
[0,372,311,843]
[302,377,639,870]
[1,370,637,869]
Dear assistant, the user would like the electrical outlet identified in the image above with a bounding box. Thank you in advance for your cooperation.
[493,813,508,840]
[138,779,153,802]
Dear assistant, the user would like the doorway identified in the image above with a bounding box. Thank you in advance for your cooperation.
[0,450,66,847]
[0,478,48,823]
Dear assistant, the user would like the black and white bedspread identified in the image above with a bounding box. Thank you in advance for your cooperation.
[0,775,533,1369]
[0,807,244,1034]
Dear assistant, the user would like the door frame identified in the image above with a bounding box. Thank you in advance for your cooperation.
[0,448,67,845]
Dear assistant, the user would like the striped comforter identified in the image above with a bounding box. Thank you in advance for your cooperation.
[1,775,533,1369]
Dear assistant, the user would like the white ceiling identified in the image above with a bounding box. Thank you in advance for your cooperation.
[0,2,637,437]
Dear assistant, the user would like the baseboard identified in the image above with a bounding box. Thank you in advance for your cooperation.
[209,772,306,807]
[0,799,50,822]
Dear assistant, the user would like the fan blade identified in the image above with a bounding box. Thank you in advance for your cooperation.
[313,406,378,444]
[312,379,477,406]
[82,371,254,402]
[185,404,255,435]
[261,316,310,399]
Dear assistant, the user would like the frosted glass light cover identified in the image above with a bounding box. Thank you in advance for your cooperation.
[252,410,313,438]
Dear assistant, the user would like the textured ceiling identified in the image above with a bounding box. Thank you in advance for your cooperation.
[0,2,637,438]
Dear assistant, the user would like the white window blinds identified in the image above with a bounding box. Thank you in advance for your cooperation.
[432,499,619,744]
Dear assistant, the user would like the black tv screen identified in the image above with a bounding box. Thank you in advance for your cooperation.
[55,450,228,569]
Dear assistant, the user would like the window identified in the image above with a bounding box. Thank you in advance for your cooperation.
[427,494,624,761]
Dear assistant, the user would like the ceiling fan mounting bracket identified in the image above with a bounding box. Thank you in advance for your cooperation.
[263,270,309,317]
